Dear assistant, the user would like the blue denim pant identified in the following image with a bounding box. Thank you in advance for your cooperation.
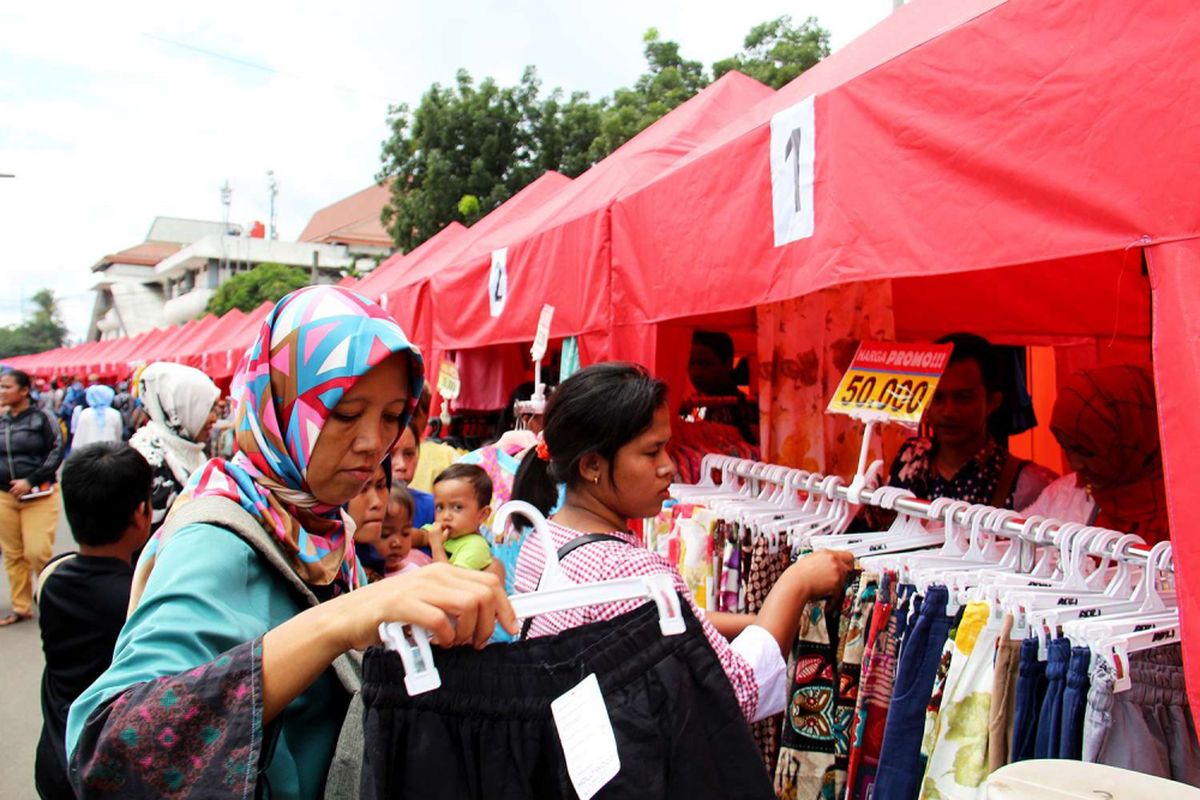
[1034,636,1071,759]
[1058,645,1091,760]
[1010,636,1048,762]
[873,585,952,800]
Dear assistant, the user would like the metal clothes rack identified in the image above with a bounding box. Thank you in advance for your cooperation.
[701,457,1172,573]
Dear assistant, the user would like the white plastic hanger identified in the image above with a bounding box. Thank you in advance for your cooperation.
[379,501,686,696]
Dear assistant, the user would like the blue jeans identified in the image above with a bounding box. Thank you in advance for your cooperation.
[1059,645,1092,760]
[1010,637,1048,762]
[1034,636,1071,759]
[873,585,952,800]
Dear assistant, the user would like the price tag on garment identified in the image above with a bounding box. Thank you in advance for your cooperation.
[826,341,954,427]
[550,673,621,800]
[437,359,461,400]
[531,304,555,362]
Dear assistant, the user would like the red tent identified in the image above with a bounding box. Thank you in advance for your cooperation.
[381,171,574,355]
[427,72,776,353]
[352,221,469,302]
[601,0,1200,710]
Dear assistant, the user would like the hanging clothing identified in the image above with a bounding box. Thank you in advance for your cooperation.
[67,286,426,800]
[1083,645,1200,784]
[847,573,899,800]
[1049,364,1169,543]
[1009,638,1049,763]
[920,603,1001,800]
[129,362,221,532]
[874,585,953,800]
[987,615,1022,771]
[361,602,774,800]
[513,519,786,725]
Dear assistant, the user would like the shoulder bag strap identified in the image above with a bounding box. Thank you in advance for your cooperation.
[519,533,630,640]
[34,552,78,606]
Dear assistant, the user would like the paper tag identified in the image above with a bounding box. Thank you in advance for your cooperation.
[437,360,461,400]
[531,303,555,362]
[488,248,509,317]
[550,673,620,800]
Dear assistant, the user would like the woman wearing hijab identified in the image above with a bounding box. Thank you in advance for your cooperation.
[128,363,221,532]
[67,287,514,799]
[1025,364,1169,544]
[71,385,123,449]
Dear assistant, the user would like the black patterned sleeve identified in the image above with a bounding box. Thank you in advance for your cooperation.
[70,638,265,799]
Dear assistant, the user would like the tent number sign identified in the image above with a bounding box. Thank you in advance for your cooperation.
[827,341,953,503]
[489,247,509,317]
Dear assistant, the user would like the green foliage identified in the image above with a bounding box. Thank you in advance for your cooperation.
[0,289,69,358]
[712,16,831,89]
[586,28,710,162]
[206,263,310,316]
[378,16,831,251]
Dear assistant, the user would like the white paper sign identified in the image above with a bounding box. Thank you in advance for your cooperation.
[550,673,620,800]
[770,95,816,247]
[488,247,509,317]
[531,304,555,362]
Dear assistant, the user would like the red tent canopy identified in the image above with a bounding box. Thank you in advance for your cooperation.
[352,221,468,302]
[427,71,775,352]
[380,171,574,355]
[600,0,1200,711]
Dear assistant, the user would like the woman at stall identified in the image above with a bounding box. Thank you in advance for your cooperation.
[66,286,514,798]
[128,362,221,533]
[0,369,64,627]
[511,362,855,725]
[71,384,123,449]
[1025,363,1169,544]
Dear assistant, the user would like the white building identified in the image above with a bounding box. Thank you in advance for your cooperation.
[87,185,395,341]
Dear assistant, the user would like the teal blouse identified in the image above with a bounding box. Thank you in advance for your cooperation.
[67,523,346,799]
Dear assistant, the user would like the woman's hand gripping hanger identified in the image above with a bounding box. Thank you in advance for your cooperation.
[380,501,688,697]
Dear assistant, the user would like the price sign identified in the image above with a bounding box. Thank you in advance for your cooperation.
[531,304,555,362]
[437,359,461,401]
[826,341,953,426]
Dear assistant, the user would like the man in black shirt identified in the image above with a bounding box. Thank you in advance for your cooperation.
[35,442,152,800]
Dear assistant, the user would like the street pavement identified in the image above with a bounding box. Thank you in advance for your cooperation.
[1,495,73,800]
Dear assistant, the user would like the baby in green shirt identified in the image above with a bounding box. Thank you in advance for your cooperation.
[428,463,494,571]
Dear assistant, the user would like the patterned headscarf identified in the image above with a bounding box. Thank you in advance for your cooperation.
[133,287,424,599]
[1051,364,1168,540]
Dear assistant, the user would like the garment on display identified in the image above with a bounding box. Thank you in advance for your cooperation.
[659,455,1198,799]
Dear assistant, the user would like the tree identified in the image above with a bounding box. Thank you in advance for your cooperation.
[0,289,69,358]
[712,16,831,89]
[377,17,831,252]
[588,28,710,162]
[206,263,310,316]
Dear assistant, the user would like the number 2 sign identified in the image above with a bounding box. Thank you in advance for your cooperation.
[489,247,508,317]
[826,341,953,427]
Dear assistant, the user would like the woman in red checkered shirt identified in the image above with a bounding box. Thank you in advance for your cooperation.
[512,362,854,723]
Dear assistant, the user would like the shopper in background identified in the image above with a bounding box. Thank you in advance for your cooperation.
[128,362,221,533]
[0,369,64,627]
[70,384,124,450]
[348,460,391,582]
[687,330,759,444]
[392,420,435,527]
[1025,363,1169,544]
[885,332,1056,511]
[35,442,153,800]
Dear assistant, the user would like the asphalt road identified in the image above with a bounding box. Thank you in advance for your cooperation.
[0,493,73,800]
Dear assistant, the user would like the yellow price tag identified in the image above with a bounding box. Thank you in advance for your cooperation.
[827,342,953,426]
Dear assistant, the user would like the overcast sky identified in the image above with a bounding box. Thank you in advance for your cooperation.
[0,1,893,340]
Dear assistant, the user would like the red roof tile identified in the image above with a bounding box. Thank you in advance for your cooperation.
[93,241,183,270]
[298,183,393,247]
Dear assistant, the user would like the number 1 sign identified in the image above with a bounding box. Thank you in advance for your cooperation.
[826,341,953,427]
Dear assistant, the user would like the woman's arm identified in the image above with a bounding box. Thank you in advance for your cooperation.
[27,408,64,485]
[755,549,855,652]
[706,611,756,640]
[261,563,513,722]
